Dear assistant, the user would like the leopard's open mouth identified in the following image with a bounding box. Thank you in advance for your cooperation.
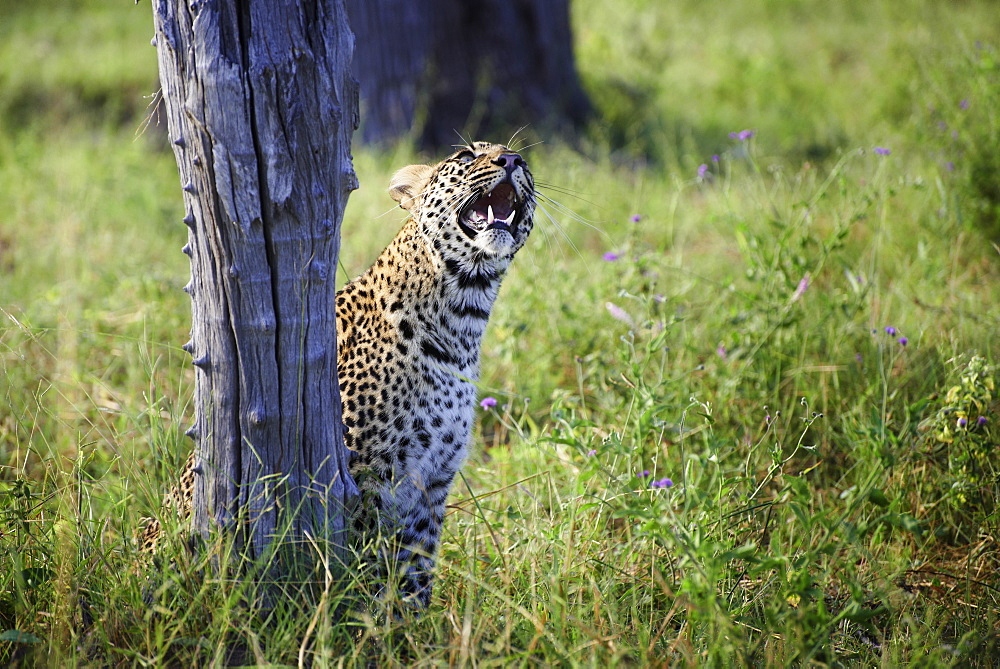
[458,183,520,238]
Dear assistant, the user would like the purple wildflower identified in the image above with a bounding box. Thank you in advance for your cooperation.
[790,274,810,302]
[855,353,863,364]
[960,99,970,110]
[630,214,642,223]
[605,302,635,327]
[884,326,898,336]
[977,416,988,427]
[958,417,968,429]
[898,336,908,347]
[638,470,650,478]
[729,129,755,141]
[480,396,498,409]
[651,478,673,489]
[712,154,720,163]
[587,449,597,457]
[946,161,955,172]
[874,147,891,156]
[697,164,709,179]
[716,345,728,360]
[602,251,620,262]
[846,271,866,290]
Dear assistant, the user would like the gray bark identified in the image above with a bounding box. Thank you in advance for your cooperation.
[347,0,591,147]
[151,0,360,565]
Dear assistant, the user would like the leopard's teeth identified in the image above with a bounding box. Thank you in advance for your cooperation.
[487,204,495,226]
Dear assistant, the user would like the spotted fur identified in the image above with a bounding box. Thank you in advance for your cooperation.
[142,142,536,607]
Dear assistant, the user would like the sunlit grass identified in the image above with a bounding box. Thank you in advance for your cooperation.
[1,0,998,665]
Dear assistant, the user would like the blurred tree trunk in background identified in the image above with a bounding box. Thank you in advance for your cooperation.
[151,0,359,575]
[347,0,591,148]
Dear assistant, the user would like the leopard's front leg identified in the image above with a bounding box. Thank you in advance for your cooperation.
[378,472,453,608]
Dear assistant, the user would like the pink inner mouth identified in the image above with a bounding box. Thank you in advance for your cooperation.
[462,183,518,232]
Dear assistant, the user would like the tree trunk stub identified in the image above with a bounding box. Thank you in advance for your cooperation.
[347,0,591,147]
[152,0,359,563]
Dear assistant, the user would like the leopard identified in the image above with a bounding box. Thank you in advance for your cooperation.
[141,141,536,609]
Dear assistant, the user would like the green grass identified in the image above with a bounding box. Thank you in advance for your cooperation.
[2,0,999,665]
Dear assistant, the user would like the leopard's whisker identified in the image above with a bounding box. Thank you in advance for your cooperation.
[451,129,476,153]
[535,202,589,264]
[507,129,540,153]
[534,180,593,201]
[535,191,610,239]
[512,139,544,153]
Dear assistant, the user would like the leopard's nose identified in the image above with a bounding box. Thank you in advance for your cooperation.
[493,152,525,176]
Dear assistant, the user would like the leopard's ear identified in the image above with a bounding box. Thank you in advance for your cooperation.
[389,164,434,211]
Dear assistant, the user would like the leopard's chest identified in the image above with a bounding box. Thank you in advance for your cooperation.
[383,359,474,481]
[339,303,483,491]
[337,227,505,495]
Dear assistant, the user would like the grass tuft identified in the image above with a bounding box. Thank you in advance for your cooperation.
[1,0,998,665]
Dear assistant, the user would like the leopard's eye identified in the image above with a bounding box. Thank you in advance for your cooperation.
[454,150,476,164]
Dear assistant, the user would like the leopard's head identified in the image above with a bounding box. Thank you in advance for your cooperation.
[389,142,536,269]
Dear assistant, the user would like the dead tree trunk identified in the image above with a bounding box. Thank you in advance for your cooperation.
[347,0,591,147]
[151,0,360,568]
